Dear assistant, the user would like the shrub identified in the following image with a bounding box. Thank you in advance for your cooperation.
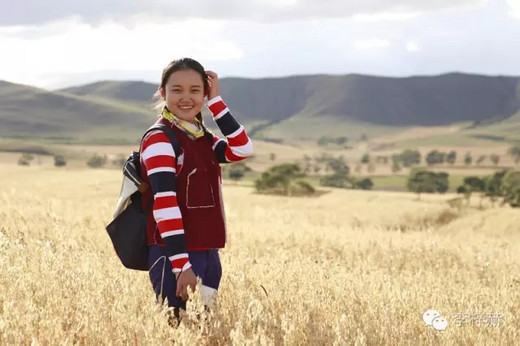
[501,170,520,207]
[464,152,473,166]
[295,180,315,194]
[425,150,446,166]
[54,155,67,167]
[227,162,252,182]
[17,153,34,166]
[320,172,351,188]
[446,151,457,165]
[87,153,107,168]
[112,154,126,167]
[397,149,421,167]
[355,178,374,190]
[255,163,315,196]
[490,154,500,166]
[507,145,520,164]
[407,168,449,199]
[456,176,485,206]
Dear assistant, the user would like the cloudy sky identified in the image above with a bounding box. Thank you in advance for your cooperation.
[0,0,519,89]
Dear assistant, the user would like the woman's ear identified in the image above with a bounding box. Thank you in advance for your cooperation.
[159,87,165,99]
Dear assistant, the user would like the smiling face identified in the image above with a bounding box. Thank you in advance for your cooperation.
[161,69,205,122]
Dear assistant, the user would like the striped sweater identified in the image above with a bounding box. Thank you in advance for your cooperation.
[140,96,253,273]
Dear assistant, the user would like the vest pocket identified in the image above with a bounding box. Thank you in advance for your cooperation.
[186,168,216,208]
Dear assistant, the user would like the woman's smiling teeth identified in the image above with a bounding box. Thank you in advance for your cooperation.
[179,105,193,110]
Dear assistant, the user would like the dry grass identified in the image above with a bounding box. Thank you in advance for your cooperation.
[0,164,519,345]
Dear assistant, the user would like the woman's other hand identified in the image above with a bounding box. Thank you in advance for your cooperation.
[175,268,197,302]
[205,70,220,100]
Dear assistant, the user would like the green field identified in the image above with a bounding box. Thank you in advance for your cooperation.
[230,170,475,194]
[370,174,467,192]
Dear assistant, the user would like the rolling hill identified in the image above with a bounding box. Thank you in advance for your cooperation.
[1,72,519,144]
[0,81,156,143]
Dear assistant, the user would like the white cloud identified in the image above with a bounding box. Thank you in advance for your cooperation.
[353,39,391,49]
[0,0,490,25]
[1,0,519,89]
[352,12,421,22]
[0,18,243,88]
[507,0,520,19]
[406,41,420,52]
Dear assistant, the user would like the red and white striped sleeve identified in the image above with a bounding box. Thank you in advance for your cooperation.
[141,130,191,274]
[207,96,254,163]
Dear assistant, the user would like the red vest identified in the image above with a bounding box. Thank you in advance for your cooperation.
[140,118,227,249]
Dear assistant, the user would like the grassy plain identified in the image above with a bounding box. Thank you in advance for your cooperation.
[1,136,516,193]
[0,164,519,345]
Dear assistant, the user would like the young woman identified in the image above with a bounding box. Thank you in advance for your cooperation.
[139,58,253,321]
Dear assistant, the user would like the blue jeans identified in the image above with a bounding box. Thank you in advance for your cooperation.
[148,245,222,309]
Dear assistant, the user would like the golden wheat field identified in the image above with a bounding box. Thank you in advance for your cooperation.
[0,163,519,345]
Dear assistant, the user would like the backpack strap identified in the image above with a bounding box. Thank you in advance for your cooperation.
[139,123,181,214]
[140,123,181,157]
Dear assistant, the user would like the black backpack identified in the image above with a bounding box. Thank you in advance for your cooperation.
[105,123,181,271]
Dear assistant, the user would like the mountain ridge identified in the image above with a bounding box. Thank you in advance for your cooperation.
[1,72,519,144]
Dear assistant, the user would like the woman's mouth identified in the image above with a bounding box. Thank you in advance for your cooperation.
[178,105,193,111]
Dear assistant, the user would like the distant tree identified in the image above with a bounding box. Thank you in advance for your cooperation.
[484,170,507,206]
[391,161,402,173]
[407,168,449,200]
[54,155,67,167]
[87,153,107,168]
[335,136,348,145]
[255,163,313,196]
[446,150,457,165]
[490,154,500,166]
[407,169,436,200]
[507,145,520,164]
[359,134,368,142]
[457,176,485,207]
[435,172,450,193]
[464,152,473,166]
[320,172,351,188]
[317,137,329,146]
[391,154,402,172]
[398,149,421,167]
[355,178,374,190]
[476,155,486,166]
[426,150,446,166]
[269,153,276,161]
[501,170,520,207]
[327,156,350,174]
[296,180,315,194]
[18,153,34,166]
[361,154,370,164]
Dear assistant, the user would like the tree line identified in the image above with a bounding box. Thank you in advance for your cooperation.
[407,168,520,208]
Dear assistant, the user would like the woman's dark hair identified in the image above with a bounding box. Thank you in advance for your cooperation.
[152,58,208,123]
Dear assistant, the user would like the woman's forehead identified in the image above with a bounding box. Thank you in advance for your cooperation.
[166,69,203,86]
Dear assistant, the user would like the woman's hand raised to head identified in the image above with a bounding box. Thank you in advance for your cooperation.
[205,70,220,100]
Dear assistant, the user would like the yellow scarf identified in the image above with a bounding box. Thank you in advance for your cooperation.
[161,107,205,139]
